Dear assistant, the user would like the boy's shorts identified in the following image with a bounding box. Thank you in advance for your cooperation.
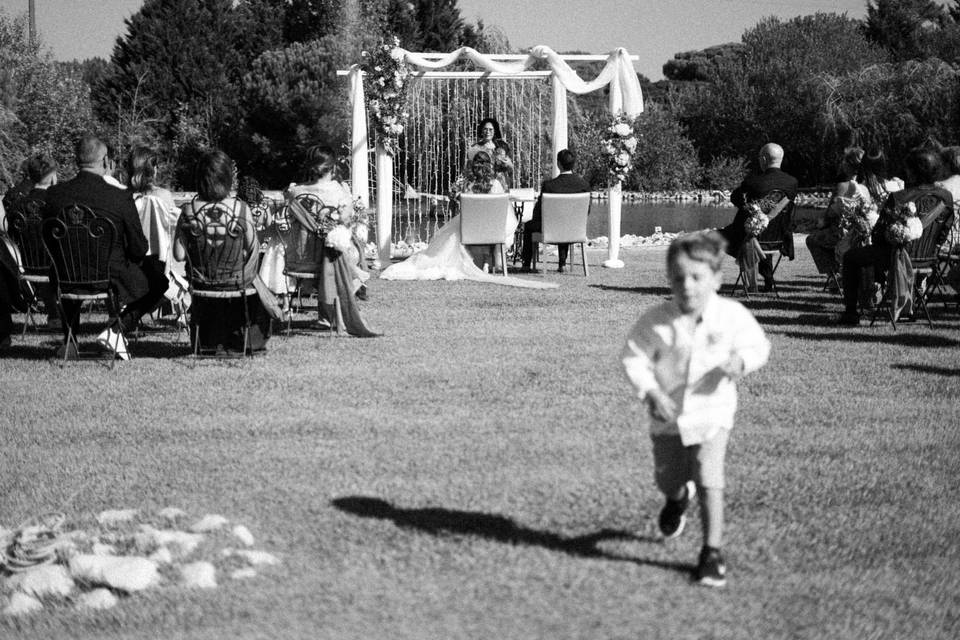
[650,428,730,493]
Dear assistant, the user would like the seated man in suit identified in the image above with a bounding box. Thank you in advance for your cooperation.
[42,134,169,359]
[521,148,591,273]
[719,143,798,291]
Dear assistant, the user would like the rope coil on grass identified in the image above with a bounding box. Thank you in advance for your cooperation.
[1,512,69,573]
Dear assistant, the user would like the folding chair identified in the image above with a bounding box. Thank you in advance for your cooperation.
[282,193,343,335]
[6,197,51,334]
[179,200,260,358]
[459,193,513,276]
[531,193,591,276]
[41,205,124,368]
[871,193,952,329]
[731,189,794,298]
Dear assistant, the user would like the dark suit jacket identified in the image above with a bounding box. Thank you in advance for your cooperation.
[42,171,151,301]
[721,167,799,259]
[527,172,592,233]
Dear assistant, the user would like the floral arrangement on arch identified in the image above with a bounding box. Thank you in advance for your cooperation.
[742,201,769,237]
[601,112,638,185]
[361,36,411,156]
[884,200,923,246]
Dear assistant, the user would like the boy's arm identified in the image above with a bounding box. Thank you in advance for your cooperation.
[620,315,661,397]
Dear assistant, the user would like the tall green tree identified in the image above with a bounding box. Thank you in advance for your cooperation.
[94,0,242,154]
[415,0,465,52]
[864,0,950,61]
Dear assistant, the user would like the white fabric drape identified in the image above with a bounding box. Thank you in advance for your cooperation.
[347,45,644,265]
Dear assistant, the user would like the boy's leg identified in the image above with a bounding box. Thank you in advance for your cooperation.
[691,428,730,586]
[651,434,694,539]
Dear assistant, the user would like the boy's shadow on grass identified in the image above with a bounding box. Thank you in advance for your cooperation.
[589,284,671,296]
[332,496,692,575]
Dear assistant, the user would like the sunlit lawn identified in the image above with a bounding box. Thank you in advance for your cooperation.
[1,239,958,639]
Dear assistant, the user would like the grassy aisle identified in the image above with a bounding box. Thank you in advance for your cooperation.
[1,243,958,639]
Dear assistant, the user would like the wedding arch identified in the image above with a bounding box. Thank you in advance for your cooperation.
[341,45,644,268]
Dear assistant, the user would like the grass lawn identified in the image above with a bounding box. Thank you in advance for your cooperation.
[1,239,959,639]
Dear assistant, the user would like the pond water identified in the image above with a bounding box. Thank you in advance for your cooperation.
[388,198,820,243]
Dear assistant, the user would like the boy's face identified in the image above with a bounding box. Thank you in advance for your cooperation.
[667,253,722,315]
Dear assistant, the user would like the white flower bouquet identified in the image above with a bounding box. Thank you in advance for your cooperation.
[885,201,923,246]
[600,112,638,186]
[743,202,769,237]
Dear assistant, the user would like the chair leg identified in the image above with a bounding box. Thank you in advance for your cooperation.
[580,242,588,277]
[500,244,508,276]
[332,297,344,337]
[732,270,748,298]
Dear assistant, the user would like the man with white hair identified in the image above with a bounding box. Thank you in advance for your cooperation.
[719,143,798,291]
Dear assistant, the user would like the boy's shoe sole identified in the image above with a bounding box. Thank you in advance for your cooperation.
[695,547,727,587]
[659,481,696,540]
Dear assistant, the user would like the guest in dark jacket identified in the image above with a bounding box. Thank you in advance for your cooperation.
[521,149,591,272]
[719,143,799,290]
[42,134,168,358]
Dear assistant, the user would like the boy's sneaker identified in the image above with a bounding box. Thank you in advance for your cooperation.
[658,480,696,540]
[695,546,727,588]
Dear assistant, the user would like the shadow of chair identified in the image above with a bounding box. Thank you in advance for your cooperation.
[179,200,259,359]
[7,197,51,334]
[282,193,343,335]
[731,189,794,298]
[42,204,123,368]
[871,193,952,330]
[531,192,591,276]
[459,193,512,276]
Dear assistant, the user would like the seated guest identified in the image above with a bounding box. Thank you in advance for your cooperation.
[0,198,27,349]
[42,134,169,359]
[719,143,798,291]
[861,148,904,203]
[521,148,591,273]
[174,150,272,353]
[836,148,955,325]
[13,154,62,330]
[806,147,871,277]
[2,158,34,213]
[284,145,370,302]
[935,146,960,248]
[452,150,515,271]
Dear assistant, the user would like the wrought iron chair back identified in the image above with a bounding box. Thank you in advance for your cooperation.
[180,199,251,290]
[752,189,794,251]
[7,197,50,279]
[905,192,950,268]
[284,193,332,274]
[42,204,115,293]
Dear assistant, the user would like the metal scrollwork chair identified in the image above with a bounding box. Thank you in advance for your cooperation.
[731,189,794,298]
[41,204,122,368]
[7,197,51,334]
[179,199,258,358]
[871,192,951,329]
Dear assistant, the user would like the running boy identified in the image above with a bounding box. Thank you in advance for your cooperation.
[621,230,770,587]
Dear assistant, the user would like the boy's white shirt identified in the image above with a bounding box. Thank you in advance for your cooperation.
[621,292,770,445]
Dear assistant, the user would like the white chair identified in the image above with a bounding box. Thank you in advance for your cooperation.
[532,193,591,276]
[459,193,513,276]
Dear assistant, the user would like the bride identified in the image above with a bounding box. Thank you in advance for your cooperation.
[381,151,556,289]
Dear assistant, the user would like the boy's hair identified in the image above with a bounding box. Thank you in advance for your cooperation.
[666,230,727,272]
[557,148,577,172]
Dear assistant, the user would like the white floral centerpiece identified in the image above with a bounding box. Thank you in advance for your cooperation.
[601,113,638,185]
[362,36,410,157]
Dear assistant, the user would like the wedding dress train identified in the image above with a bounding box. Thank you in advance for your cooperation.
[379,214,558,289]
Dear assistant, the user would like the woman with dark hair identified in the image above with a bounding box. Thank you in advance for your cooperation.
[935,146,960,247]
[278,145,375,335]
[806,147,872,277]
[466,117,514,189]
[173,149,275,353]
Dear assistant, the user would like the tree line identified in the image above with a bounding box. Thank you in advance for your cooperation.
[1,0,958,193]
